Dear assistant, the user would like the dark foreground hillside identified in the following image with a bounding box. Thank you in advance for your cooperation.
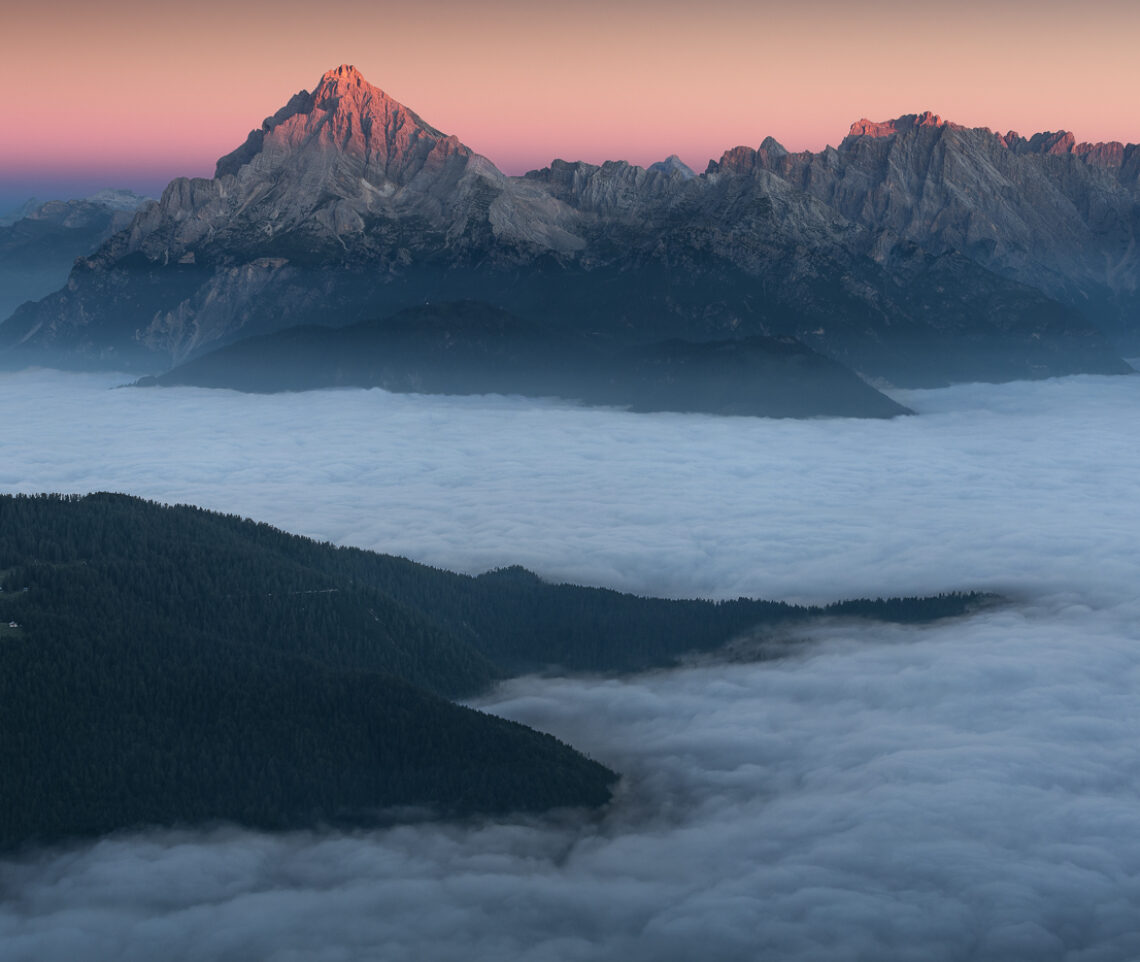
[0,494,990,848]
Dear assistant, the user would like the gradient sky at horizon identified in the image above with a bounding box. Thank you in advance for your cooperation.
[2,0,1139,208]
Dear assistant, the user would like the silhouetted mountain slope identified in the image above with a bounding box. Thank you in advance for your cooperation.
[0,493,604,848]
[144,300,912,419]
[1,67,1128,386]
[0,493,990,846]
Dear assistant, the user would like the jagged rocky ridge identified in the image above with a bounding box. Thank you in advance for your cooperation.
[0,67,1132,386]
[734,111,1140,351]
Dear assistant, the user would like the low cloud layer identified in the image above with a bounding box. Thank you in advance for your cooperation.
[5,606,1140,961]
[2,371,1139,960]
[2,371,1137,603]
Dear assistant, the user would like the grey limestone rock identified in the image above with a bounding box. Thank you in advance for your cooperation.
[1,70,1131,386]
[743,113,1140,349]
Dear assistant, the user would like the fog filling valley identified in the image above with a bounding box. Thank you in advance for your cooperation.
[2,370,1139,960]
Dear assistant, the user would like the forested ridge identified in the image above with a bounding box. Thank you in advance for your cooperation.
[144,300,911,420]
[0,493,992,848]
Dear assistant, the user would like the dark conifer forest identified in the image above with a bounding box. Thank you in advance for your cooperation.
[0,493,991,848]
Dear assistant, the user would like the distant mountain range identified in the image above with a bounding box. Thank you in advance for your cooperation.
[0,66,1135,394]
[0,190,151,325]
[0,190,150,228]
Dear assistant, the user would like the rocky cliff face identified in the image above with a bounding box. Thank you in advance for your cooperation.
[0,68,1131,385]
[741,113,1140,348]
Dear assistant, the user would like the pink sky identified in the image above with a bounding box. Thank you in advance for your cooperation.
[3,0,1138,205]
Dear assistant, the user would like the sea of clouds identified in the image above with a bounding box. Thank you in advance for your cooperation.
[2,369,1139,960]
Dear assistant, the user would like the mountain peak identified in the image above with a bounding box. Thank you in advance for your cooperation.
[648,155,697,179]
[1025,130,1077,155]
[319,63,366,85]
[311,63,394,105]
[213,64,470,185]
[848,111,952,139]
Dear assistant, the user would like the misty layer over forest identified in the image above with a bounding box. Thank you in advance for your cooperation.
[2,371,1140,960]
